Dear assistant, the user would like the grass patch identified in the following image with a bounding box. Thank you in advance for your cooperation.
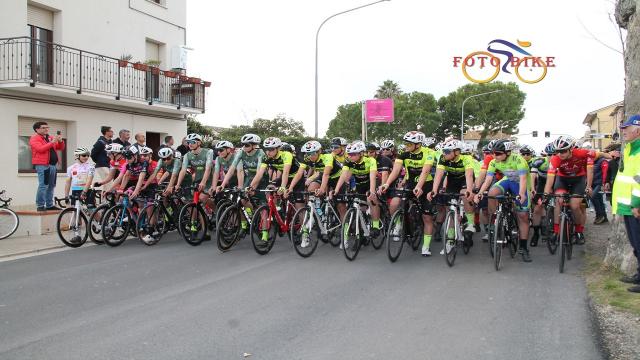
[585,254,640,316]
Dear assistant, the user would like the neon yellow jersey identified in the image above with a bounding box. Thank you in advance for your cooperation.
[299,153,342,179]
[436,154,474,179]
[343,156,377,183]
[394,147,436,183]
[259,150,300,178]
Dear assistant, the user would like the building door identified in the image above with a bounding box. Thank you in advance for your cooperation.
[146,132,161,160]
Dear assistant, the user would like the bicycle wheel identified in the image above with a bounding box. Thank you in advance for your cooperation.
[0,208,19,240]
[250,205,277,255]
[88,204,108,244]
[137,204,164,246]
[291,207,319,258]
[566,221,574,261]
[326,203,342,247]
[443,211,457,267]
[493,213,504,271]
[342,208,361,261]
[408,205,423,251]
[217,205,242,251]
[101,205,131,247]
[178,203,207,246]
[545,207,558,254]
[559,215,567,273]
[214,199,233,230]
[506,213,518,258]
[386,209,405,263]
[56,208,88,248]
[371,208,389,250]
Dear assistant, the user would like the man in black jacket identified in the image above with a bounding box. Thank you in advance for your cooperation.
[604,143,621,205]
[91,126,113,187]
[113,129,131,147]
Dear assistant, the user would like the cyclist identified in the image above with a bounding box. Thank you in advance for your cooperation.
[220,134,265,192]
[380,139,397,160]
[332,141,380,238]
[474,140,533,262]
[143,147,181,193]
[543,135,610,245]
[528,143,554,246]
[281,143,296,155]
[175,133,214,199]
[474,139,501,241]
[331,137,348,165]
[98,143,127,194]
[378,132,437,256]
[366,142,393,188]
[211,141,238,191]
[519,145,535,165]
[427,139,475,249]
[122,146,156,200]
[64,147,96,209]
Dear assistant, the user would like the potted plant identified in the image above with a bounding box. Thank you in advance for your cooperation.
[179,75,190,82]
[118,54,132,68]
[145,59,161,75]
[164,70,177,78]
[132,62,149,71]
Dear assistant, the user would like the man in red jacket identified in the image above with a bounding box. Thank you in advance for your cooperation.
[30,121,65,211]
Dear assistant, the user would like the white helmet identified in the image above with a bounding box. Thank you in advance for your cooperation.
[552,135,576,151]
[519,144,535,155]
[423,137,437,147]
[460,143,472,154]
[435,142,443,151]
[241,133,261,145]
[106,143,123,153]
[263,137,282,149]
[301,140,322,153]
[139,146,153,155]
[158,147,174,159]
[397,144,406,153]
[403,131,425,144]
[346,141,366,154]
[173,151,182,160]
[442,139,463,151]
[74,147,90,156]
[381,139,395,149]
[185,133,202,142]
[581,141,593,149]
[215,140,234,150]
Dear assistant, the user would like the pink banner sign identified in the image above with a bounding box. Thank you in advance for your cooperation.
[365,99,394,123]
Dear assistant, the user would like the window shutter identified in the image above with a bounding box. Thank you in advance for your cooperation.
[27,5,54,31]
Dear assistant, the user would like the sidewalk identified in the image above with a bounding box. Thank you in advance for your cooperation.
[0,232,72,261]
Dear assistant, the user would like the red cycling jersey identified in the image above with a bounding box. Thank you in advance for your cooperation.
[481,154,503,180]
[547,149,596,177]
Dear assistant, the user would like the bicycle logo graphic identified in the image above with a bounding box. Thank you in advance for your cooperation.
[452,39,556,84]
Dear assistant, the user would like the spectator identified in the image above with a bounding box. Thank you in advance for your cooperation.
[612,115,640,293]
[592,155,609,224]
[91,126,113,185]
[113,129,131,147]
[29,121,65,211]
[176,137,189,156]
[134,132,146,147]
[604,143,621,204]
[160,135,174,149]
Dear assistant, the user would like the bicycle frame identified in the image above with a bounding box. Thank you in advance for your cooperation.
[263,190,295,233]
[303,195,341,237]
[347,196,370,239]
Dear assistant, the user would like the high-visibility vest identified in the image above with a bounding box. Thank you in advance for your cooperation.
[612,139,640,215]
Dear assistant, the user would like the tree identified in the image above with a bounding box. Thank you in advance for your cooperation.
[216,114,306,144]
[375,80,402,99]
[325,103,363,141]
[187,115,212,136]
[437,81,526,141]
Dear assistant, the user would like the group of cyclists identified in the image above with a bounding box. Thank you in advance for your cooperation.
[60,128,609,266]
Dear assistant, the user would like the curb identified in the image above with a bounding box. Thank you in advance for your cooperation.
[0,244,67,260]
[587,296,612,360]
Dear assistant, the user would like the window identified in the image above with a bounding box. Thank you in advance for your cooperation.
[18,118,68,173]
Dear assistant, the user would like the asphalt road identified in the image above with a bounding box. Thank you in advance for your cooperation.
[0,232,602,360]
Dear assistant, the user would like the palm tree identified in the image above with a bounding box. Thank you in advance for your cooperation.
[375,80,402,99]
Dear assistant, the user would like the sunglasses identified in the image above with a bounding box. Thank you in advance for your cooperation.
[79,154,89,157]
[242,144,252,148]
[443,149,453,155]
[492,151,505,156]
[186,140,197,145]
[557,149,569,154]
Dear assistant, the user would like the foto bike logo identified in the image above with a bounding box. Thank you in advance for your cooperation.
[452,39,556,84]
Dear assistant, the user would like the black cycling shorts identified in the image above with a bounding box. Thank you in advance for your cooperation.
[553,176,586,195]
[405,181,435,215]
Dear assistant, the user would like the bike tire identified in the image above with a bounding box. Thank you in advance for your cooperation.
[408,205,423,251]
[386,210,405,263]
[101,205,131,247]
[137,204,164,246]
[443,211,457,267]
[326,203,341,247]
[0,208,19,240]
[507,214,518,259]
[371,210,389,250]
[559,215,567,273]
[217,205,241,251]
[88,204,108,244]
[291,207,319,258]
[250,205,277,255]
[178,203,207,246]
[342,208,361,261]
[56,207,88,248]
[493,213,504,271]
[567,223,574,261]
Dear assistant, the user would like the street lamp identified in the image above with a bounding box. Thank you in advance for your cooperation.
[314,0,390,138]
[460,89,502,141]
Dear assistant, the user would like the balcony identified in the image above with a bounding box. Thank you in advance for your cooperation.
[0,36,207,113]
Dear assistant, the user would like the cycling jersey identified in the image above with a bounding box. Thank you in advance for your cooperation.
[343,156,377,183]
[182,148,214,182]
[231,149,265,174]
[67,162,95,191]
[214,154,235,178]
[300,153,342,179]
[126,160,149,182]
[333,152,346,166]
[374,154,393,173]
[395,147,436,183]
[481,154,504,180]
[547,149,596,177]
[157,158,182,175]
[260,150,300,179]
[487,153,530,184]
[109,158,127,176]
[436,154,474,179]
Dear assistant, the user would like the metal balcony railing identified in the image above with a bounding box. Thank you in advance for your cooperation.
[0,36,206,112]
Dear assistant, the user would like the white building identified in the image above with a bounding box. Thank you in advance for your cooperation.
[0,0,208,209]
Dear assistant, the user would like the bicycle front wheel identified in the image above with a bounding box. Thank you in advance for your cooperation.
[342,208,361,261]
[88,204,108,244]
[216,205,242,251]
[137,204,164,246]
[443,210,457,267]
[101,205,131,247]
[0,208,19,240]
[326,203,342,247]
[291,207,319,258]
[178,203,207,246]
[386,210,405,263]
[493,213,504,271]
[57,208,88,248]
[250,205,277,255]
[559,215,568,273]
[371,208,389,250]
[408,205,423,251]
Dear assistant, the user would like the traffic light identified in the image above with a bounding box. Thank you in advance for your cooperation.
[532,131,538,137]
[544,131,551,138]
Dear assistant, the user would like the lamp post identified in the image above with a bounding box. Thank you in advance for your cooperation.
[460,89,502,141]
[314,0,390,138]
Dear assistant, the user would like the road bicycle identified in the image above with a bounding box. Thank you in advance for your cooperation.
[249,188,296,255]
[87,191,116,244]
[55,192,100,247]
[101,193,141,247]
[216,188,256,251]
[290,192,341,258]
[0,190,19,240]
[386,189,424,263]
[177,185,213,246]
[546,193,585,273]
[437,192,472,267]
[136,185,185,245]
[485,193,520,271]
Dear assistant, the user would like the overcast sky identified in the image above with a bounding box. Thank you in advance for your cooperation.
[186,0,625,151]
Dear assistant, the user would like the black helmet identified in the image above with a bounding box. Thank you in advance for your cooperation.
[492,140,515,153]
[331,137,348,146]
[366,142,380,151]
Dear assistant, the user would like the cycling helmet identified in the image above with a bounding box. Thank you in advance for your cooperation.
[263,137,282,149]
[139,146,153,155]
[461,143,473,154]
[492,139,515,153]
[347,141,366,154]
[173,151,182,160]
[397,144,406,153]
[544,142,555,155]
[215,140,234,150]
[552,135,575,151]
[301,140,322,153]
[581,141,593,149]
[486,139,498,152]
[366,142,381,151]
[519,144,534,155]
[105,143,123,153]
[435,142,443,151]
[281,143,295,153]
[158,147,174,159]
[123,146,139,159]
[185,133,202,142]
[331,137,348,146]
[74,147,90,156]
[381,139,395,149]
[442,139,463,151]
[423,137,437,147]
[481,144,490,153]
[403,131,425,144]
[240,133,261,145]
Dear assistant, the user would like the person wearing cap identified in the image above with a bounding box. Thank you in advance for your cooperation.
[612,114,640,293]
[331,137,348,165]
